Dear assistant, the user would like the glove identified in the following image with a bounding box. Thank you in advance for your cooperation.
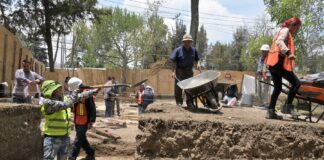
[171,72,176,79]
[39,97,45,105]
[69,90,79,103]
[285,50,291,56]
[288,54,295,60]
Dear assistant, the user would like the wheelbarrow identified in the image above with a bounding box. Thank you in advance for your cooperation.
[260,73,324,123]
[177,71,222,112]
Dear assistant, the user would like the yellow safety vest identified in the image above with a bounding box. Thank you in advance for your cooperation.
[41,97,72,136]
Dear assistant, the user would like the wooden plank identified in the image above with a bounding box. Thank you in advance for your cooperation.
[18,48,22,69]
[87,132,109,143]
[2,34,8,82]
[93,128,121,140]
[11,41,17,80]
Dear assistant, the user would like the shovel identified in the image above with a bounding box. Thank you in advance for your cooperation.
[80,79,148,89]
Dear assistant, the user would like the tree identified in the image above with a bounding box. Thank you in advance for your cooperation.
[171,16,187,50]
[206,42,232,70]
[190,0,199,47]
[231,26,249,71]
[241,36,272,71]
[0,0,12,30]
[2,0,99,72]
[139,0,170,68]
[264,0,324,73]
[91,7,144,84]
[196,25,208,55]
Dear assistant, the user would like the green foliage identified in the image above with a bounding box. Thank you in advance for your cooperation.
[140,14,169,68]
[196,25,208,55]
[241,36,272,71]
[231,27,250,71]
[264,0,324,73]
[1,0,99,71]
[171,18,187,50]
[206,42,233,70]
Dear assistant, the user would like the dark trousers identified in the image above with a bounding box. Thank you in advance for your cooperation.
[174,68,194,105]
[105,99,114,117]
[113,98,120,116]
[69,125,94,160]
[268,56,300,110]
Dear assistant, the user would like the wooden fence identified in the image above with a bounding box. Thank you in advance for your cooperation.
[0,25,254,96]
[44,68,254,95]
[0,26,45,92]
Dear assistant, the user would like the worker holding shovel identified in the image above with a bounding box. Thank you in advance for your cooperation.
[170,34,201,108]
[69,77,97,160]
[40,78,100,160]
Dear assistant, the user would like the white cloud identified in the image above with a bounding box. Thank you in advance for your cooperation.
[121,0,260,43]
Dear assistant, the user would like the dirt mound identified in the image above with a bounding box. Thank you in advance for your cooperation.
[136,103,324,159]
[0,103,42,160]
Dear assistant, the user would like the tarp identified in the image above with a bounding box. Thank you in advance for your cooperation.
[241,74,255,95]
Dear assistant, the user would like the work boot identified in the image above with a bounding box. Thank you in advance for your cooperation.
[281,104,293,114]
[266,109,283,120]
[176,101,183,107]
[85,155,95,160]
[186,101,195,109]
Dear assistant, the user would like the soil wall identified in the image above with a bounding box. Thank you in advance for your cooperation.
[0,102,42,160]
[136,104,324,159]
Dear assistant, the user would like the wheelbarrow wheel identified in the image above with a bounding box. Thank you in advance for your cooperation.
[206,92,218,109]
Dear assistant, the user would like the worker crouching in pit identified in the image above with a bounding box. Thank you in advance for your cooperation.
[134,83,154,113]
[69,78,97,160]
[40,78,99,160]
[266,17,302,119]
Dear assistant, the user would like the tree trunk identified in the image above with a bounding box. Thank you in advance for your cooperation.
[121,57,128,92]
[43,0,54,72]
[190,0,199,47]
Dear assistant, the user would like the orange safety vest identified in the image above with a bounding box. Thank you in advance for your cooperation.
[137,90,142,105]
[74,99,88,125]
[266,29,295,72]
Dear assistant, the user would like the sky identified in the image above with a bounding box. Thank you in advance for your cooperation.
[97,0,268,44]
[56,0,268,66]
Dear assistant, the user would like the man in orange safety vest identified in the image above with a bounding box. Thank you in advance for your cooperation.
[69,83,97,160]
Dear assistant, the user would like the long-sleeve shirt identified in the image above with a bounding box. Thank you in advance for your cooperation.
[103,80,116,101]
[256,56,271,77]
[275,27,290,55]
[13,69,44,97]
[41,89,97,115]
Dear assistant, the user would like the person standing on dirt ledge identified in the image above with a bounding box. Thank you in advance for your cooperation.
[170,34,201,108]
[40,79,99,160]
[266,17,302,119]
[256,44,271,108]
[12,59,44,103]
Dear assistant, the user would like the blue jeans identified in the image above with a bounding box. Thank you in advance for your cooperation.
[105,100,114,117]
[138,104,147,114]
[69,125,94,160]
[12,95,31,104]
[43,136,70,160]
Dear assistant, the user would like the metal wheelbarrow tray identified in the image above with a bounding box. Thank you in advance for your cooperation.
[177,71,222,111]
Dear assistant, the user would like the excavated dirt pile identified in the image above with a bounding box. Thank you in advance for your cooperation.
[0,102,42,160]
[136,103,324,159]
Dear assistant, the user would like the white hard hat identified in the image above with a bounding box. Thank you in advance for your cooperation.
[182,34,193,42]
[260,44,270,51]
[68,77,83,91]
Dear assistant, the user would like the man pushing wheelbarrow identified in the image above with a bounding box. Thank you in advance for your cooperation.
[170,34,202,108]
